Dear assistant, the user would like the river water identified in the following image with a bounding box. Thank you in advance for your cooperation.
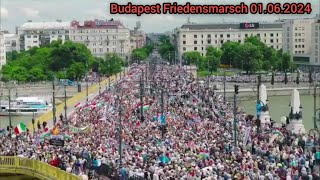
[239,95,318,131]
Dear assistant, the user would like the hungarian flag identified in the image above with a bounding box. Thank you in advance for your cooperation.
[14,122,26,135]
[274,128,283,136]
[74,102,81,109]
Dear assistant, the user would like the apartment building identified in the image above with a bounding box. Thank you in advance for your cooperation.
[0,32,6,69]
[3,33,19,52]
[69,19,130,58]
[282,18,317,68]
[129,30,145,50]
[17,20,70,51]
[175,22,283,60]
[311,18,320,67]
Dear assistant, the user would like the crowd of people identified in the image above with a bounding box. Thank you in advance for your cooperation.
[1,63,320,180]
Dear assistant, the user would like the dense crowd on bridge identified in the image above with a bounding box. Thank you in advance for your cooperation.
[1,64,320,180]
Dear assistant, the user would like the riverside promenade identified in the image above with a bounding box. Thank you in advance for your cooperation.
[25,70,124,132]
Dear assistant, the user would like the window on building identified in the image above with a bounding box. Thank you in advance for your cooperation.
[194,47,197,50]
[271,46,274,49]
[316,32,319,36]
[287,33,289,37]
[316,58,318,63]
[207,39,211,44]
[201,47,204,50]
[276,39,279,43]
[264,40,266,43]
[107,48,109,52]
[194,41,197,44]
[295,27,298,30]
[65,30,69,33]
[287,27,290,31]
[295,39,298,42]
[299,51,301,53]
[302,27,305,30]
[183,41,186,44]
[264,33,266,37]
[227,34,230,38]
[298,45,301,48]
[295,45,298,48]
[316,51,319,56]
[215,40,217,44]
[27,36,31,38]
[220,40,224,44]
[220,34,223,38]
[207,34,211,38]
[183,35,186,38]
[270,33,274,37]
[215,34,217,38]
[302,39,305,42]
[276,46,279,49]
[295,33,297,36]
[295,51,297,54]
[302,45,305,48]
[201,41,203,44]
[194,34,197,38]
[33,35,37,38]
[100,48,103,53]
[238,40,241,43]
[302,51,304,53]
[33,41,37,43]
[238,34,241,37]
[276,33,279,37]
[183,47,186,51]
[316,45,318,49]
[58,35,62,38]
[270,39,274,43]
[80,36,82,40]
[245,34,248,37]
[201,34,203,38]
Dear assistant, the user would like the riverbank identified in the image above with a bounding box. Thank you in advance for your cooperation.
[216,84,313,98]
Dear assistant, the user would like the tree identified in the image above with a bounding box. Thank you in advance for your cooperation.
[206,46,222,73]
[132,48,148,61]
[220,41,240,67]
[238,42,263,74]
[182,51,201,66]
[1,40,96,82]
[98,53,123,76]
[271,70,275,85]
[158,35,175,62]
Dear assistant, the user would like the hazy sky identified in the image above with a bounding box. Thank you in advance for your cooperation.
[0,0,319,33]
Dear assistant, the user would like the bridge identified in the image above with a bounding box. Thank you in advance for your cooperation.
[0,156,80,180]
[0,71,123,179]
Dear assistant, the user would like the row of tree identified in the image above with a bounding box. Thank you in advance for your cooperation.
[158,35,175,62]
[1,40,124,82]
[131,45,154,62]
[183,36,292,74]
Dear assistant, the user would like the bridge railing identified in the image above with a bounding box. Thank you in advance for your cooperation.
[0,156,80,180]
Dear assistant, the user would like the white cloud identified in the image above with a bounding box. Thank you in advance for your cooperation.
[1,7,9,18]
[21,7,39,17]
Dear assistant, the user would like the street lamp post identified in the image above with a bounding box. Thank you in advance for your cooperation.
[52,77,57,125]
[32,112,35,136]
[8,87,12,132]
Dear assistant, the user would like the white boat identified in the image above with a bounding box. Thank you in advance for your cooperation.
[0,97,52,116]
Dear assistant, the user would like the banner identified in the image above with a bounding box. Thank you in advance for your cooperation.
[243,126,251,145]
[69,125,91,134]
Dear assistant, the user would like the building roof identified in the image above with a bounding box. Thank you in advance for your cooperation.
[181,23,283,30]
[4,33,17,38]
[19,22,70,30]
[71,19,124,29]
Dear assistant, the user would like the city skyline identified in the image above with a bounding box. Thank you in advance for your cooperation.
[1,0,319,33]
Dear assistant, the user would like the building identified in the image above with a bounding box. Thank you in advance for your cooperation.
[175,22,283,60]
[17,20,70,51]
[69,19,130,58]
[129,30,145,50]
[3,33,19,52]
[0,32,6,69]
[311,17,320,68]
[282,18,317,69]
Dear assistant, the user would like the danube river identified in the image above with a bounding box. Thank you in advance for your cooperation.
[240,95,318,131]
